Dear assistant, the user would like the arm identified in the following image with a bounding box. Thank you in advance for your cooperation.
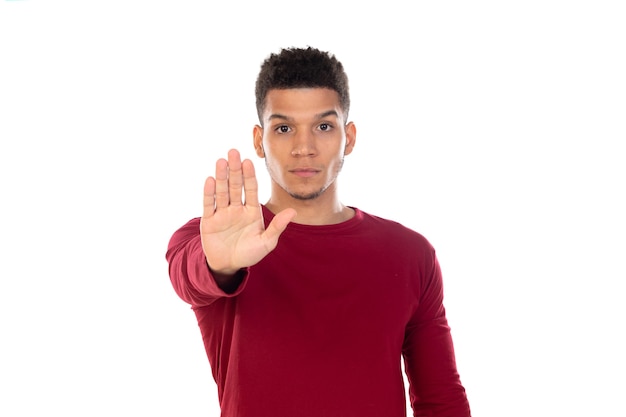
[165,149,296,306]
[166,217,249,307]
[402,250,471,417]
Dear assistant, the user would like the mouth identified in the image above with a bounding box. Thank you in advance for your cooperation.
[290,168,320,178]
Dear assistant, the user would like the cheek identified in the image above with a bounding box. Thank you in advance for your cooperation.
[264,155,284,178]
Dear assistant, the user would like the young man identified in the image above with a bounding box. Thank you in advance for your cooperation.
[166,47,471,416]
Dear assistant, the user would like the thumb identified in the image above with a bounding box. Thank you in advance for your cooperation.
[262,208,297,249]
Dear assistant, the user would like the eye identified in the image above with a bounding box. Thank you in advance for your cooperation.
[274,125,291,134]
[318,123,333,132]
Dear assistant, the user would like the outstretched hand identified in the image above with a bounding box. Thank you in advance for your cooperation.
[200,149,296,277]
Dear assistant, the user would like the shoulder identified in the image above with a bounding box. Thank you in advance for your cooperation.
[354,208,435,253]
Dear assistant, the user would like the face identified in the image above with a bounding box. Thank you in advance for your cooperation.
[253,88,356,203]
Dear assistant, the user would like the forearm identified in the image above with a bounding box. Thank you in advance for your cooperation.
[403,317,471,416]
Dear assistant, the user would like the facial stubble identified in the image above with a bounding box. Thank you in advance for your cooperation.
[266,157,345,201]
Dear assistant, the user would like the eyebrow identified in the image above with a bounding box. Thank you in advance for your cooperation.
[267,110,339,123]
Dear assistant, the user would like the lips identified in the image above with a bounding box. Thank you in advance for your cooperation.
[290,168,320,178]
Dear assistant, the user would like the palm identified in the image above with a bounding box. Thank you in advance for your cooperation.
[201,149,295,275]
[201,203,269,273]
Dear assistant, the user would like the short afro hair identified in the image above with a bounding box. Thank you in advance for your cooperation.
[255,46,350,125]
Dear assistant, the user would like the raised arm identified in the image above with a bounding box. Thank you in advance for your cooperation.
[166,149,296,304]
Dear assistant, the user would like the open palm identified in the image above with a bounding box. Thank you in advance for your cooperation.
[200,149,295,276]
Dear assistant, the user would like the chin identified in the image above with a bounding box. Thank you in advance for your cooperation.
[288,187,327,201]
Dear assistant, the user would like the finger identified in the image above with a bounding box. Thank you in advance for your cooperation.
[241,159,259,207]
[214,158,229,209]
[262,208,297,250]
[227,149,243,207]
[202,176,216,218]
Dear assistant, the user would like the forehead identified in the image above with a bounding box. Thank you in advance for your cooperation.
[262,88,344,122]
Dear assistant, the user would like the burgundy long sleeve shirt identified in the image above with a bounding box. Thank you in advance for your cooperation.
[166,206,470,416]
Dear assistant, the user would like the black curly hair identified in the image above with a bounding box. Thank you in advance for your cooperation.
[255,46,350,125]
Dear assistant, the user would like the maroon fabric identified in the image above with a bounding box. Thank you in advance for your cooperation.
[166,206,470,417]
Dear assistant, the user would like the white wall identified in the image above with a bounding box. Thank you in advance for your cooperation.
[1,1,624,416]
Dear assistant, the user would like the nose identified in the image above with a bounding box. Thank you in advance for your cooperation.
[291,130,316,157]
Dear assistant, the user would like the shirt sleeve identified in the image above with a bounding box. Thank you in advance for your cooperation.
[165,217,249,307]
[402,247,471,417]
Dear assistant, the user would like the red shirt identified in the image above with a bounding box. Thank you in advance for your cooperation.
[166,206,470,417]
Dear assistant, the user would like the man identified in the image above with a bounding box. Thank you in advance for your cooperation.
[166,46,471,416]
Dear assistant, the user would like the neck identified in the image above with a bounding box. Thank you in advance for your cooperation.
[265,192,353,226]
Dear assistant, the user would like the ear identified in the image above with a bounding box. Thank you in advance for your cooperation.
[344,122,357,156]
[253,125,265,157]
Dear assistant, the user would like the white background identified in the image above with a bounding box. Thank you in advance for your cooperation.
[1,1,625,416]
